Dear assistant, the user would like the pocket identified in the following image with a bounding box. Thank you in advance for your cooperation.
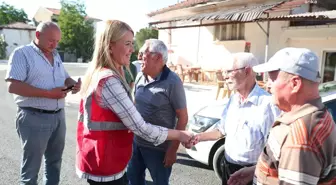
[16,109,26,130]
[17,110,53,132]
[235,122,262,150]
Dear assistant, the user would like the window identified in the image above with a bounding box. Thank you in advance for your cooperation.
[214,23,245,41]
[322,52,336,83]
[324,100,336,121]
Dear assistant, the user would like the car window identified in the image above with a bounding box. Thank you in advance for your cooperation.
[324,100,336,121]
[197,104,225,119]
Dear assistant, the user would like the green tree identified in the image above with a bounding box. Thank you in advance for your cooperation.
[58,0,94,62]
[0,3,28,25]
[134,28,158,52]
[0,35,7,59]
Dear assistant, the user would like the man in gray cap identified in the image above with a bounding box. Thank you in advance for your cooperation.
[227,47,336,185]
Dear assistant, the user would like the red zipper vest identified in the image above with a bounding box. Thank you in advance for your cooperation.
[76,69,133,177]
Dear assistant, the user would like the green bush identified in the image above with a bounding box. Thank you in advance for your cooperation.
[0,36,7,59]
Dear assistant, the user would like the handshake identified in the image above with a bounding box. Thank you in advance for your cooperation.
[178,131,201,149]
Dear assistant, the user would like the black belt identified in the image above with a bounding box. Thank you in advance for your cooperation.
[20,107,62,114]
[222,158,254,185]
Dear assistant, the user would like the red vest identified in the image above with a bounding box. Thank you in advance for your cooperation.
[76,70,133,177]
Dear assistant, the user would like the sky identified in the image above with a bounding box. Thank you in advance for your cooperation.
[0,0,181,32]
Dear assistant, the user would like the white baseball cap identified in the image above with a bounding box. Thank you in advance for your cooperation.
[253,47,321,82]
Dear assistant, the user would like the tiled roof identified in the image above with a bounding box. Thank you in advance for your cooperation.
[46,7,61,15]
[147,0,213,17]
[0,22,36,30]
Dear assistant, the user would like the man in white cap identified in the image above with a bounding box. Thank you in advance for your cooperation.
[227,47,336,185]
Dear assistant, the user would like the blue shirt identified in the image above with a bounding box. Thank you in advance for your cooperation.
[134,65,187,151]
[5,42,70,110]
[218,84,281,165]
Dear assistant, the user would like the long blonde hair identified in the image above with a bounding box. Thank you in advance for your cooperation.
[80,20,134,97]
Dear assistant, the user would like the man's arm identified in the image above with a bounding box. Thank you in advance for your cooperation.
[5,49,54,98]
[197,129,224,142]
[192,98,231,144]
[7,79,56,98]
[167,108,188,152]
[164,79,188,167]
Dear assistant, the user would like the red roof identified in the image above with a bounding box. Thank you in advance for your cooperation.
[0,22,36,30]
[46,8,60,15]
[147,0,211,17]
[46,7,101,21]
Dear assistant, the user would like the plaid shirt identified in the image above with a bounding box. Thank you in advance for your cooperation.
[98,76,168,146]
[254,98,336,185]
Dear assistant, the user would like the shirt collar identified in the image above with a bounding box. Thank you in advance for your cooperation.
[30,41,57,56]
[275,97,324,125]
[144,65,170,83]
[238,83,262,105]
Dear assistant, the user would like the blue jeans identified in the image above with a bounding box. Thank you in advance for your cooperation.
[127,142,172,185]
[16,108,66,185]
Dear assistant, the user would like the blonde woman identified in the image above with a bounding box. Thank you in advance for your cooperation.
[76,20,193,185]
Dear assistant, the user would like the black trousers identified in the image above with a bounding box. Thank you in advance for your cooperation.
[221,159,253,185]
[87,175,128,185]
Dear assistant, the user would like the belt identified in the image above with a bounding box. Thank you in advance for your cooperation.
[20,107,62,114]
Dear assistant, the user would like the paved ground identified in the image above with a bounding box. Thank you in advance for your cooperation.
[0,63,221,185]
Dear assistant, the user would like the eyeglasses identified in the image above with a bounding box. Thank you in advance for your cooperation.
[223,67,246,75]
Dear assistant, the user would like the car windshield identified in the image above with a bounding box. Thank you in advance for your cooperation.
[197,104,225,119]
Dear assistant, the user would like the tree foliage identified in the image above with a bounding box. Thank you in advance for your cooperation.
[58,0,94,61]
[0,3,28,25]
[134,28,158,52]
[0,35,7,59]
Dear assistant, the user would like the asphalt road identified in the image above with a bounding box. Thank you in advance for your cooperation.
[0,63,220,185]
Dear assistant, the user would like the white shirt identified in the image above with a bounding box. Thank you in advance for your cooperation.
[217,84,281,165]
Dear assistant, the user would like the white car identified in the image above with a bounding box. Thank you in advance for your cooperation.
[186,81,336,180]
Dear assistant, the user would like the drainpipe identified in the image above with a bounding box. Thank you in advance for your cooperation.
[257,13,270,81]
[264,14,270,81]
[196,20,202,64]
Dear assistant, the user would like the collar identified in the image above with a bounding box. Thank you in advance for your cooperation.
[238,83,262,105]
[144,65,170,82]
[275,97,324,125]
[30,41,57,56]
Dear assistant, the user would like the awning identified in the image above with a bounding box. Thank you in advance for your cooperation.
[149,0,311,29]
[149,1,284,26]
[258,10,336,21]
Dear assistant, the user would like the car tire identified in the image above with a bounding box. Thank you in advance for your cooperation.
[213,145,225,181]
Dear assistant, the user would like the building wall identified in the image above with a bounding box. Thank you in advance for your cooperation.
[2,29,35,57]
[34,7,53,22]
[281,25,336,79]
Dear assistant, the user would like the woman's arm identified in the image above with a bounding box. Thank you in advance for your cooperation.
[100,77,192,146]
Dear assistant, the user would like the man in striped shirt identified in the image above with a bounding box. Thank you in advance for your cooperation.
[5,22,81,185]
[227,48,336,185]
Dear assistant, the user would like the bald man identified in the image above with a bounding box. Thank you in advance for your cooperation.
[5,21,81,185]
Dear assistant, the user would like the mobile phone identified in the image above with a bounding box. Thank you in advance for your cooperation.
[62,84,75,91]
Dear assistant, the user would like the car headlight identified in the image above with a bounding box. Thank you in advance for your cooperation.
[189,115,220,133]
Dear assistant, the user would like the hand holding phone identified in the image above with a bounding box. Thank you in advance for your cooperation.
[62,84,75,91]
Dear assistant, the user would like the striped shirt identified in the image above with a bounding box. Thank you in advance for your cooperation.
[5,42,70,110]
[218,84,280,165]
[99,74,168,146]
[254,98,336,185]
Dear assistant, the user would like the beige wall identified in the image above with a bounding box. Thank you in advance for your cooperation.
[34,7,53,23]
